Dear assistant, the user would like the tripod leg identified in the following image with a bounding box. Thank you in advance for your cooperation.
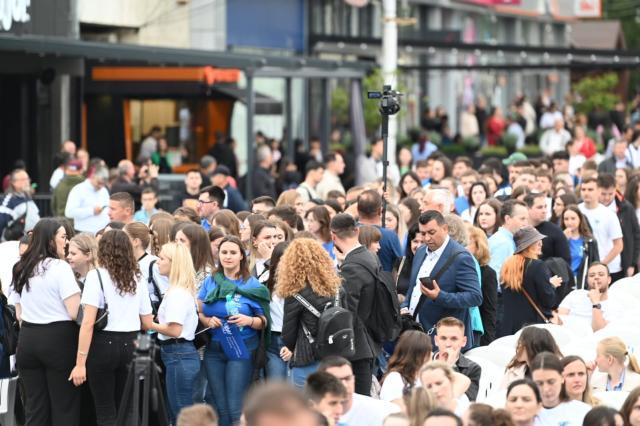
[116,361,137,426]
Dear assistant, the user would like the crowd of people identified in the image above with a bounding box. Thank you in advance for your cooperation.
[0,94,640,426]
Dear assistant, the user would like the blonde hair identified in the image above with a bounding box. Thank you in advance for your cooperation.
[500,245,539,291]
[275,238,342,298]
[405,387,437,426]
[386,203,407,243]
[69,233,98,268]
[420,361,455,384]
[598,337,640,373]
[276,189,301,207]
[160,242,196,295]
[149,214,175,256]
[466,224,490,266]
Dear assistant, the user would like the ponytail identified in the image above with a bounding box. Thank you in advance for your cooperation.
[629,353,640,374]
[598,337,640,373]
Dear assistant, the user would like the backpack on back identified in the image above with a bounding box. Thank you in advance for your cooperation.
[0,291,19,356]
[294,292,355,359]
[350,259,402,344]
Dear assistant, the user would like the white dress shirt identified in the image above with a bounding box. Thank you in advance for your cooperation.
[409,236,450,316]
[64,179,110,234]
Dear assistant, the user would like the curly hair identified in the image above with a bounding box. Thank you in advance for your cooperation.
[275,238,341,298]
[98,229,140,296]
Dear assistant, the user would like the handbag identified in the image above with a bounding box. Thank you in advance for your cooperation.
[76,269,109,330]
[520,259,560,325]
[252,317,268,382]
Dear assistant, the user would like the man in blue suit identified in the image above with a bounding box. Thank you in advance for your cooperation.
[402,210,482,350]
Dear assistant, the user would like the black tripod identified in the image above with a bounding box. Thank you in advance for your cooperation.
[116,335,169,426]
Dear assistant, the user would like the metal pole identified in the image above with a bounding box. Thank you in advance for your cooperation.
[320,78,330,155]
[381,113,389,227]
[285,77,294,161]
[382,0,398,166]
[245,70,255,201]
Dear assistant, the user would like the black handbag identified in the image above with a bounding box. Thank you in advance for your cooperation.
[76,269,109,330]
[252,317,268,381]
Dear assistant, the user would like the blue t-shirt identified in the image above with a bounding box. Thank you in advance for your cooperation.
[376,225,402,272]
[455,196,469,215]
[322,240,336,260]
[568,237,584,275]
[197,275,264,340]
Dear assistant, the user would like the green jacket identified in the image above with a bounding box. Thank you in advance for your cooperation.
[51,175,85,217]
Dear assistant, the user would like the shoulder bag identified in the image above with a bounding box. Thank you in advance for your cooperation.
[76,269,109,330]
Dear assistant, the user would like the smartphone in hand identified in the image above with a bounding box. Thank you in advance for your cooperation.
[419,276,434,290]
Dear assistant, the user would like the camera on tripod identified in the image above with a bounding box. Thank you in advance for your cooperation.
[135,333,155,355]
[367,85,402,116]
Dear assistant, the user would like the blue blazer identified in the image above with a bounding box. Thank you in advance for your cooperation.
[405,239,482,350]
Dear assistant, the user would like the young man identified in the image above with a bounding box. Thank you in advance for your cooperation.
[304,372,347,426]
[133,187,159,225]
[319,356,399,426]
[297,160,324,203]
[433,317,481,402]
[488,199,529,278]
[316,152,346,200]
[579,177,624,282]
[198,185,225,232]
[179,169,203,210]
[558,262,626,332]
[251,196,276,216]
[65,166,110,234]
[108,192,135,224]
[525,192,570,264]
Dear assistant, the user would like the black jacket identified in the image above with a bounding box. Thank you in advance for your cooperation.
[251,167,277,199]
[339,246,381,361]
[454,354,481,402]
[281,286,340,367]
[598,157,634,174]
[479,265,497,346]
[614,197,640,271]
[497,259,556,337]
[537,221,571,265]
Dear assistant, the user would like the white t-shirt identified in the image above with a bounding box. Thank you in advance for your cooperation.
[559,290,624,327]
[81,267,152,332]
[9,259,80,324]
[157,287,198,341]
[578,203,623,273]
[340,393,400,426]
[270,295,284,333]
[380,372,416,402]
[535,400,591,426]
[138,254,169,303]
[0,241,20,296]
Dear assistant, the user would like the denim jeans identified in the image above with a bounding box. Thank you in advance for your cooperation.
[160,342,200,424]
[265,332,288,381]
[204,335,259,426]
[290,362,319,389]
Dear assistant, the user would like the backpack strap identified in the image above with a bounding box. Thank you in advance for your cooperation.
[293,293,321,318]
[148,260,162,301]
[412,251,463,320]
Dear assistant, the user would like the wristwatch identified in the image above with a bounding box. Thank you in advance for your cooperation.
[592,304,602,309]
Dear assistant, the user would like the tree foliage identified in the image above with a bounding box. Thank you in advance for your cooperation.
[573,73,620,114]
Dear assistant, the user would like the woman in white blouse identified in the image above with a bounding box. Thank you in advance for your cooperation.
[69,229,152,425]
[11,218,81,426]
[145,243,200,424]
[67,232,98,289]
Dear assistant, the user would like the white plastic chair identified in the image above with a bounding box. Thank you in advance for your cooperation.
[488,335,517,350]
[608,275,640,303]
[593,390,630,410]
[593,324,640,352]
[561,340,597,361]
[466,358,505,403]
[465,346,514,371]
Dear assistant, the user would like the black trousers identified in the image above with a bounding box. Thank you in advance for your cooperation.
[16,321,81,426]
[351,358,374,396]
[86,330,137,426]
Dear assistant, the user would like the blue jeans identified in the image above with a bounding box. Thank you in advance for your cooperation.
[290,362,319,389]
[266,332,288,381]
[160,342,200,424]
[204,335,259,426]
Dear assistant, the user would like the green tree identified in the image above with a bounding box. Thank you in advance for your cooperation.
[331,86,349,127]
[573,73,620,115]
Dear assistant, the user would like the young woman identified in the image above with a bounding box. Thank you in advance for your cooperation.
[271,218,293,243]
[560,356,595,405]
[530,352,591,426]
[380,331,432,404]
[398,172,422,200]
[149,212,175,255]
[305,206,335,259]
[430,157,452,185]
[359,225,382,257]
[399,197,421,230]
[197,235,269,426]
[11,218,81,426]
[592,336,640,392]
[505,379,543,426]
[212,210,240,237]
[124,222,169,312]
[419,361,471,417]
[276,238,343,388]
[67,233,98,288]
[395,223,423,300]
[561,205,599,287]
[498,226,561,337]
[461,182,488,224]
[621,387,640,426]
[385,204,408,248]
[473,199,502,237]
[625,177,640,226]
[264,241,290,380]
[463,403,514,426]
[276,189,305,217]
[397,147,413,177]
[174,223,215,288]
[208,227,226,268]
[69,230,153,425]
[466,224,498,345]
[551,193,579,225]
[146,243,200,424]
[501,326,563,389]
[249,221,277,284]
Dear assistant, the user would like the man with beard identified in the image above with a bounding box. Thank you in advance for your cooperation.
[558,262,626,332]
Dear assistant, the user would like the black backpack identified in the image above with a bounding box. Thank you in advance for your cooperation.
[148,260,163,315]
[350,260,402,344]
[294,292,355,359]
[0,291,19,356]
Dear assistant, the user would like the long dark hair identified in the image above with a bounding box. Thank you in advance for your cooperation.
[98,230,140,296]
[560,205,593,239]
[306,206,331,243]
[179,223,215,272]
[12,218,63,293]
[507,327,563,372]
[625,176,640,208]
[266,241,290,294]
[468,181,489,208]
[398,172,422,199]
[383,330,432,387]
[530,352,569,403]
[399,223,421,281]
[473,198,503,236]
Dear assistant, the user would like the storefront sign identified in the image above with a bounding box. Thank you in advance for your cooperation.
[0,0,31,32]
